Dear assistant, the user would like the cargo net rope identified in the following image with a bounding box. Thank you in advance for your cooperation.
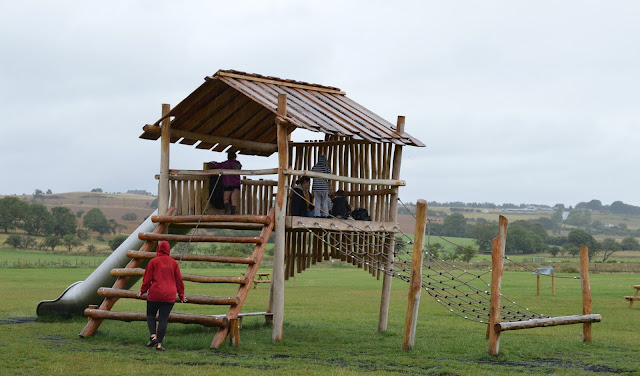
[287,187,548,324]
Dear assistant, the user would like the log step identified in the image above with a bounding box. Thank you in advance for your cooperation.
[495,314,601,332]
[138,232,263,244]
[126,250,255,265]
[152,214,271,225]
[169,222,264,230]
[83,308,228,327]
[110,268,247,284]
[97,288,240,305]
[624,296,640,301]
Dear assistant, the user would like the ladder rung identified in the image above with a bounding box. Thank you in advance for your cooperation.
[84,308,228,327]
[169,222,265,230]
[126,250,256,264]
[152,214,271,225]
[110,268,246,284]
[97,288,240,305]
[138,232,263,244]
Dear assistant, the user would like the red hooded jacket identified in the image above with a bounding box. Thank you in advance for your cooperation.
[140,241,185,303]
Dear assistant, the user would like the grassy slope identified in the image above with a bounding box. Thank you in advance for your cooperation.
[1,265,639,375]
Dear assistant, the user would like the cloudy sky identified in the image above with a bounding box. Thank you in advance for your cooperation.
[1,1,639,207]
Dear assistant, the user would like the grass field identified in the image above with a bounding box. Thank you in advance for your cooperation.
[2,259,640,375]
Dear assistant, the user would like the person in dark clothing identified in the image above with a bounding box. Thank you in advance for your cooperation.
[137,241,186,351]
[330,189,351,219]
[290,176,314,217]
[209,151,242,214]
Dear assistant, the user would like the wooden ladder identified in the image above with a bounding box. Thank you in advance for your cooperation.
[79,207,275,349]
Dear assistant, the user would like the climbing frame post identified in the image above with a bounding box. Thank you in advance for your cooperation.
[271,93,288,342]
[403,199,427,350]
[489,215,508,356]
[580,245,593,342]
[158,104,171,216]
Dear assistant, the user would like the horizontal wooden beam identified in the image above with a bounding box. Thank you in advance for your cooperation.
[152,214,271,225]
[110,268,246,284]
[495,314,601,332]
[97,287,240,305]
[143,124,278,153]
[84,308,228,327]
[168,222,265,230]
[286,216,398,232]
[126,250,255,264]
[138,232,263,244]
[283,169,405,187]
[170,168,279,176]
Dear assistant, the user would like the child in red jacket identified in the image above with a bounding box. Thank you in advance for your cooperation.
[137,241,186,351]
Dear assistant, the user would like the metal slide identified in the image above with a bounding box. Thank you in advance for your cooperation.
[37,210,159,317]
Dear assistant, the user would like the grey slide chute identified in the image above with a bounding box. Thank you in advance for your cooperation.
[37,210,159,317]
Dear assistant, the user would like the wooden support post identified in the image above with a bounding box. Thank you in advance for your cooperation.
[489,215,508,356]
[379,115,404,332]
[271,93,288,342]
[158,104,171,217]
[537,274,540,296]
[580,245,593,343]
[403,200,427,350]
[552,270,556,296]
[229,318,241,346]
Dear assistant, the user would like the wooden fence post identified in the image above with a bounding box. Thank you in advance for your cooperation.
[403,200,427,350]
[580,245,593,342]
[537,274,540,296]
[552,270,556,296]
[489,215,508,356]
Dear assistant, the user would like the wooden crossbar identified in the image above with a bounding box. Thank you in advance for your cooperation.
[168,222,264,230]
[126,250,255,264]
[138,232,264,244]
[495,314,601,332]
[84,308,228,327]
[97,288,240,305]
[152,214,271,225]
[110,268,246,284]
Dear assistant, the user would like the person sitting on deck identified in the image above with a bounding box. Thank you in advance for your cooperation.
[209,151,242,214]
[311,155,331,218]
[330,189,351,219]
[290,176,314,217]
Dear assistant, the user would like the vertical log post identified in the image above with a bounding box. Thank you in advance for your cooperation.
[489,215,508,356]
[552,270,556,296]
[158,104,171,217]
[403,200,427,350]
[271,93,288,342]
[229,318,241,346]
[537,274,540,296]
[580,245,593,342]
[379,115,404,332]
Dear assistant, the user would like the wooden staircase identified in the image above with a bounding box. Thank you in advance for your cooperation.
[79,207,275,349]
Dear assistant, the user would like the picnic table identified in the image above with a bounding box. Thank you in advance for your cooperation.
[624,285,640,308]
[242,272,271,289]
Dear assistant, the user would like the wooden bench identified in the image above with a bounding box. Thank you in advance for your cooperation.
[242,272,271,289]
[624,285,640,308]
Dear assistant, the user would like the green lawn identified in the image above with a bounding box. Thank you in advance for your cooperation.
[1,258,640,375]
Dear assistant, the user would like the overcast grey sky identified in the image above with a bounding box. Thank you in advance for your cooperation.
[1,1,639,207]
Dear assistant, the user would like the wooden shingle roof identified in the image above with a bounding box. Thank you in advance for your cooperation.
[140,69,424,156]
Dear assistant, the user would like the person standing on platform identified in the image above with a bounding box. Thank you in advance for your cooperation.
[290,176,314,217]
[311,155,331,218]
[137,241,186,351]
[209,151,242,214]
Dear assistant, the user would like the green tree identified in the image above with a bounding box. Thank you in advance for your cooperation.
[567,229,599,261]
[442,213,467,237]
[23,203,53,235]
[566,210,592,227]
[0,196,28,233]
[83,208,110,235]
[87,244,97,253]
[549,246,560,257]
[51,207,77,236]
[76,210,84,218]
[472,221,497,252]
[62,234,82,252]
[600,238,621,262]
[91,188,103,193]
[44,236,61,251]
[506,224,544,254]
[108,234,129,251]
[621,236,640,251]
[121,213,138,221]
[453,245,476,262]
[4,234,24,248]
[427,243,443,259]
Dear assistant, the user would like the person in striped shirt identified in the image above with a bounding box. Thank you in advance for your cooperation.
[311,155,331,217]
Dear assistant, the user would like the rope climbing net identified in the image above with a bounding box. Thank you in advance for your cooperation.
[287,187,549,324]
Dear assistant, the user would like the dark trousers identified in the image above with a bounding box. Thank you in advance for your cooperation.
[146,301,174,343]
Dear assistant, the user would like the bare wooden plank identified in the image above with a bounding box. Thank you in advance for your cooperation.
[126,250,255,264]
[84,308,228,327]
[110,268,246,284]
[97,288,240,305]
[496,314,602,332]
[138,232,263,244]
[152,214,271,224]
[216,71,346,94]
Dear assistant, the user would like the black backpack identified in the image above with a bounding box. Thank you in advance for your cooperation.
[351,208,371,221]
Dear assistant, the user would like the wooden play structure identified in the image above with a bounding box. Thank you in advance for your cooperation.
[79,69,424,347]
[624,285,640,308]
